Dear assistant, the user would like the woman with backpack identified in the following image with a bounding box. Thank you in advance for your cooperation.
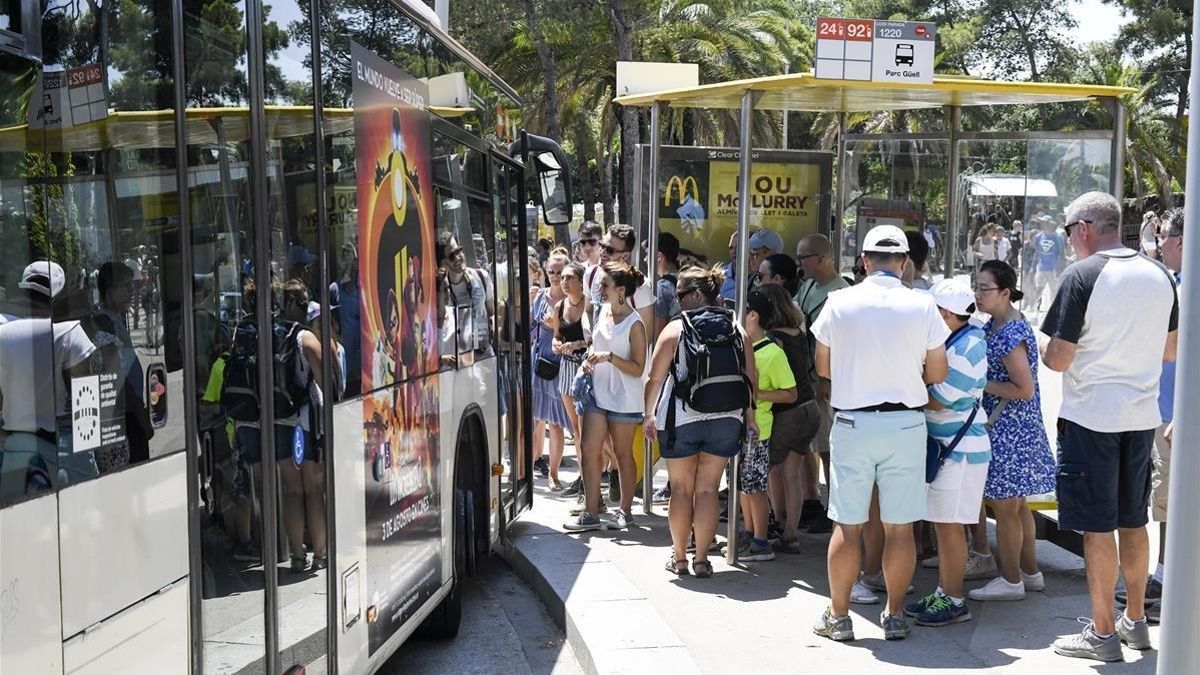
[564,261,647,533]
[530,254,572,490]
[753,283,820,554]
[643,266,758,578]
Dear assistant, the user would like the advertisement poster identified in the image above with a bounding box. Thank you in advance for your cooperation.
[642,146,833,266]
[351,41,443,654]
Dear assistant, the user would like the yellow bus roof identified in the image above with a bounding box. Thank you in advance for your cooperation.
[612,72,1135,112]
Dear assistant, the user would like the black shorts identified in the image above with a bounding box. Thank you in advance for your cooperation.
[1056,419,1154,533]
[768,400,821,466]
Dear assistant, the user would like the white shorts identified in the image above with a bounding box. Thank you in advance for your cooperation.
[926,458,989,524]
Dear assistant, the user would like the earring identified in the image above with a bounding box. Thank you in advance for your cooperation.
[618,295,625,306]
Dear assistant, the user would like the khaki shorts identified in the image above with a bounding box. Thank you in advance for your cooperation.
[1151,421,1172,522]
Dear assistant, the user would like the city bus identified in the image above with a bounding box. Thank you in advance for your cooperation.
[0,0,568,672]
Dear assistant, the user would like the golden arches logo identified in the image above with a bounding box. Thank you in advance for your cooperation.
[664,175,701,206]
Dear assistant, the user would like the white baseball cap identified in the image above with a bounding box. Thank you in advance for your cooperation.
[861,225,909,253]
[19,261,66,298]
[931,277,976,316]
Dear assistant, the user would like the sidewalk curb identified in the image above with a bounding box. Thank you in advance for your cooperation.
[502,523,699,674]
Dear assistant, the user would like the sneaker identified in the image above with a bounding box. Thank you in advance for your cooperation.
[232,541,261,563]
[968,576,1025,602]
[562,477,584,497]
[290,555,308,573]
[312,555,328,571]
[652,484,672,504]
[1115,575,1162,605]
[1052,620,1124,662]
[880,611,910,640]
[773,538,803,554]
[850,578,880,605]
[564,512,605,532]
[1116,612,1151,650]
[600,470,611,485]
[813,608,855,642]
[1022,570,1046,592]
[1145,601,1161,624]
[533,456,550,478]
[920,555,940,569]
[610,508,633,529]
[963,552,998,580]
[743,540,776,562]
[915,595,972,627]
[568,501,607,516]
[905,591,940,617]
[860,572,913,595]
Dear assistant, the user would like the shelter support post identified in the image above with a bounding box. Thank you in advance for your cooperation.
[644,101,663,515]
[728,89,761,565]
[944,105,962,277]
[1108,97,1126,199]
[835,112,847,268]
[1158,5,1200,670]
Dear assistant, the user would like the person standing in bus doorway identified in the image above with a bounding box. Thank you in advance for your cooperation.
[644,265,757,577]
[810,225,949,642]
[565,262,648,532]
[1042,192,1178,662]
[331,241,362,396]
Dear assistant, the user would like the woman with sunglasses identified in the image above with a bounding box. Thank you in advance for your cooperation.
[529,254,572,489]
[643,266,758,577]
[564,261,647,532]
[967,260,1055,602]
[551,261,590,492]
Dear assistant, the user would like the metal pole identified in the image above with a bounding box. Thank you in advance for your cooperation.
[834,112,847,269]
[1157,5,1200,669]
[781,63,789,150]
[643,102,662,515]
[1109,98,1127,199]
[944,105,962,278]
[728,89,758,565]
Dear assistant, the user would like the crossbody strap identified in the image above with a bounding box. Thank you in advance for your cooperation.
[944,401,980,454]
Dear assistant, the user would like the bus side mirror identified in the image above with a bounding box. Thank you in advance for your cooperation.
[511,133,573,226]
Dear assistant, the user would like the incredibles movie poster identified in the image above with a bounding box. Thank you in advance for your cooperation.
[640,146,834,265]
[352,41,443,655]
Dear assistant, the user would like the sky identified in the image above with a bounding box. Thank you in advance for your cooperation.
[1070,0,1133,44]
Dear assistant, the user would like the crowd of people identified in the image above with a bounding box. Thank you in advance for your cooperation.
[530,190,1181,663]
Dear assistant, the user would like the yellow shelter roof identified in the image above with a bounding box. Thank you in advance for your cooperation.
[613,72,1135,112]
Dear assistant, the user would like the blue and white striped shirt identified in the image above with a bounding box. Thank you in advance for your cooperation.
[926,325,990,463]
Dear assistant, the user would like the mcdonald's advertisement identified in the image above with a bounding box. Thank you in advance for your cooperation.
[351,41,443,656]
[642,146,833,265]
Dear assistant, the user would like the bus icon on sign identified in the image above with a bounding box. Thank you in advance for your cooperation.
[895,43,914,66]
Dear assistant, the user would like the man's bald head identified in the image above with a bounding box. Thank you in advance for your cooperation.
[797,233,832,258]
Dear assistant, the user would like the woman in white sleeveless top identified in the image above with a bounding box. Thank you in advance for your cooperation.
[564,262,647,532]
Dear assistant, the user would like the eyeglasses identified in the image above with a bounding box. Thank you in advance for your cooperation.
[601,243,627,256]
[1064,219,1092,238]
[447,246,464,258]
[974,285,1000,294]
[676,287,696,301]
[580,238,598,246]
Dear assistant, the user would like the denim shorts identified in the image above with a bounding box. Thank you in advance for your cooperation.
[580,401,643,424]
[660,417,743,459]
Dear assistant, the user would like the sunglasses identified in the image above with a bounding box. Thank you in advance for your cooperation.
[676,287,696,301]
[447,246,464,258]
[580,238,598,246]
[1064,219,1092,238]
[601,243,627,256]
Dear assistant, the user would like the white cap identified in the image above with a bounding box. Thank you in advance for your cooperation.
[931,277,976,316]
[861,225,909,253]
[19,261,66,298]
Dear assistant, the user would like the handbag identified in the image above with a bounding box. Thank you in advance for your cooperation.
[926,401,980,483]
[533,311,560,380]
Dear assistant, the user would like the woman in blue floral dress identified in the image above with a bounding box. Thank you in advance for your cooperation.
[969,260,1056,603]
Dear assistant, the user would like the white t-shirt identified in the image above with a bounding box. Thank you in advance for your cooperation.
[0,317,97,432]
[1040,247,1179,432]
[810,273,949,410]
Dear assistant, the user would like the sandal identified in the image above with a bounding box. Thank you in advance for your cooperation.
[665,556,690,575]
[773,538,802,554]
[692,558,713,578]
[548,477,564,492]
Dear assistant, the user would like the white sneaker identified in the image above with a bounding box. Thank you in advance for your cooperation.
[920,556,940,569]
[963,552,998,580]
[968,576,1026,601]
[860,571,913,594]
[850,578,880,605]
[1022,570,1046,592]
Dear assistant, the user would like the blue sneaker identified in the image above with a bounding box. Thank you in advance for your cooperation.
[905,591,940,618]
[915,594,972,627]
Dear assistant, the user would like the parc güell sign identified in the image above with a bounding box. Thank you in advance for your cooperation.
[814,18,936,85]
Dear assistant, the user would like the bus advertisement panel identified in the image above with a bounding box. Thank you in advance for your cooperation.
[351,41,443,654]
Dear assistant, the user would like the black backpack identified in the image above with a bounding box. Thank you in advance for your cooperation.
[662,307,751,444]
[221,320,311,422]
[765,329,816,410]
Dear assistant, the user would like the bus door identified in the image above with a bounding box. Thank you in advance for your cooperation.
[491,151,533,527]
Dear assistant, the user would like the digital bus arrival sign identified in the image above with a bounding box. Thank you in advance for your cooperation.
[814,18,936,85]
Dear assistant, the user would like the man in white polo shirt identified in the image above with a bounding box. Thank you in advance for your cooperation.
[1041,192,1179,662]
[810,225,949,642]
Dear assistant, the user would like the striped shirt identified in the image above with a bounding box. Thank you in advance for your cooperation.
[925,325,990,463]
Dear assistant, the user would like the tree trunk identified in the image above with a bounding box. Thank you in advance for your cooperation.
[521,0,562,141]
[577,119,596,222]
[600,148,615,225]
[610,0,637,224]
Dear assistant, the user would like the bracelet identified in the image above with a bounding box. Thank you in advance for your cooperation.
[606,352,614,363]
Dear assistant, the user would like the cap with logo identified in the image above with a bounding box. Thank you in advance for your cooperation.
[748,228,784,254]
[861,225,910,253]
[19,261,66,298]
[931,277,976,316]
